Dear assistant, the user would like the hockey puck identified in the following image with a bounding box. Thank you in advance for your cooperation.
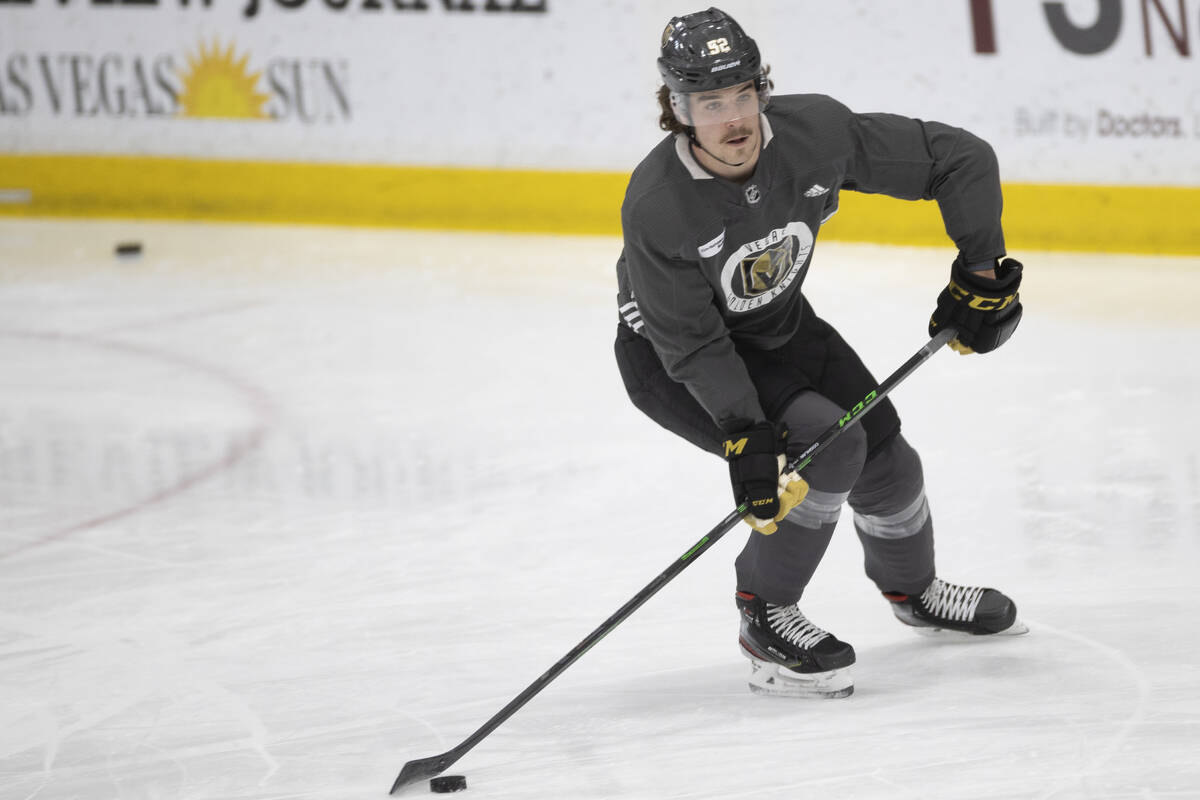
[115,241,143,257]
[429,775,467,793]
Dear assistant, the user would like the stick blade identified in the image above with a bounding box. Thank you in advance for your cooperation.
[389,752,456,795]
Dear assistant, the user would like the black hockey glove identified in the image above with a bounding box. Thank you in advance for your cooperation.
[929,254,1023,355]
[723,421,808,535]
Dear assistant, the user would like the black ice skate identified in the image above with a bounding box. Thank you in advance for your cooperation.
[883,577,1028,637]
[735,591,856,698]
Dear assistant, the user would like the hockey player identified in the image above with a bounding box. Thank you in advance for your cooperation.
[613,8,1027,698]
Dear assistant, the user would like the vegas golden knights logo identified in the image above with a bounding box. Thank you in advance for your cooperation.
[739,237,796,296]
[721,221,814,314]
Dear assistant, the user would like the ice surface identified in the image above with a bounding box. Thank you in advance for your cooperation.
[1,219,1198,799]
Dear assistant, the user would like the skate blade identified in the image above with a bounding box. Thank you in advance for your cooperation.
[910,617,1030,639]
[745,658,854,699]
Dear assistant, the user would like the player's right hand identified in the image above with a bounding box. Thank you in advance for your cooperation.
[723,422,808,534]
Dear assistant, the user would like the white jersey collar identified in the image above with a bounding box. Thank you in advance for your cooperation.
[674,134,711,179]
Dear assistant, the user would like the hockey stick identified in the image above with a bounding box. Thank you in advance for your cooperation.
[388,326,957,794]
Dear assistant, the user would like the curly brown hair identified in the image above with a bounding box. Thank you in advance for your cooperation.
[657,66,773,134]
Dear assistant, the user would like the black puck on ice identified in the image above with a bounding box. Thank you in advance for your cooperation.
[115,241,143,257]
[429,775,467,793]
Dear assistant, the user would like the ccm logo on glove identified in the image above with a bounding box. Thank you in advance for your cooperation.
[946,279,1017,312]
[722,422,809,535]
[929,254,1023,355]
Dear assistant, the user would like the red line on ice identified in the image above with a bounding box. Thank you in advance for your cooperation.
[0,329,275,562]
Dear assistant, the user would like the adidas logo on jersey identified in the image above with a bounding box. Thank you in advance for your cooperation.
[804,183,830,198]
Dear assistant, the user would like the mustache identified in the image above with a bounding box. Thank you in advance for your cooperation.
[722,128,753,143]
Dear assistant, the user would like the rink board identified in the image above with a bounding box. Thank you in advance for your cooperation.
[2,154,1198,255]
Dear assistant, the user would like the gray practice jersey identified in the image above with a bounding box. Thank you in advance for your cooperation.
[615,93,1006,434]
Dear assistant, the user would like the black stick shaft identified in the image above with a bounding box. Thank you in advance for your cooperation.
[786,326,956,474]
[389,328,955,794]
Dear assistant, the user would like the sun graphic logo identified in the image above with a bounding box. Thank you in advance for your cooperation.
[177,40,270,120]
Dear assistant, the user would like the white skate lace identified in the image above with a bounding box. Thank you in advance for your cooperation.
[765,604,830,650]
[920,579,985,622]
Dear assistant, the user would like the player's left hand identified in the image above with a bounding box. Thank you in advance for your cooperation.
[928,254,1023,354]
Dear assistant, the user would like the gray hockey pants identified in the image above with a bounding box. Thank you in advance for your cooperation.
[734,390,936,606]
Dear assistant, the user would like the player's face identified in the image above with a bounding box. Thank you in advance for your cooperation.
[688,82,761,165]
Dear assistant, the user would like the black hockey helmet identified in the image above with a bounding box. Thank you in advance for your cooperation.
[657,7,770,125]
